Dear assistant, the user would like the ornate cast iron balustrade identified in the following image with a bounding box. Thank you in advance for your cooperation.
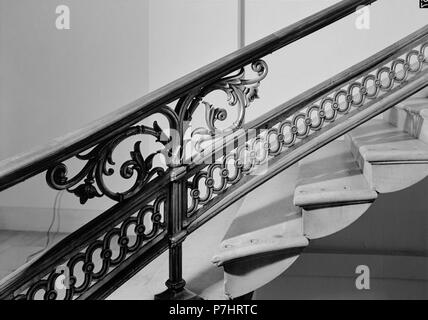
[0,58,271,301]
[44,60,268,206]
[0,0,427,300]
[184,40,428,224]
[14,195,167,300]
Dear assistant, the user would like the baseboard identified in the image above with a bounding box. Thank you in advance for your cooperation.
[0,206,102,233]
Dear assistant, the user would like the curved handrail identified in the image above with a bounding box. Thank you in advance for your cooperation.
[0,23,426,300]
[0,0,376,191]
[189,25,428,170]
[2,0,427,301]
[183,25,428,230]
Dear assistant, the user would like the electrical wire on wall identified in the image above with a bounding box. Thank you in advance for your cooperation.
[26,190,65,263]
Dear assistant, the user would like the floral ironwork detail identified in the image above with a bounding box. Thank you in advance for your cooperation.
[46,122,170,203]
[179,60,268,138]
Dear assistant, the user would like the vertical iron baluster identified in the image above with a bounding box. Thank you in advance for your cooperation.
[154,167,202,300]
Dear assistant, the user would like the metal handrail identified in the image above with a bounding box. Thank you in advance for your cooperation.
[0,0,376,191]
[2,0,427,300]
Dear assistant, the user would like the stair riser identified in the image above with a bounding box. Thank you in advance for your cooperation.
[384,108,408,135]
[363,162,428,193]
[345,134,365,169]
[384,107,428,144]
[421,110,428,144]
[345,133,428,193]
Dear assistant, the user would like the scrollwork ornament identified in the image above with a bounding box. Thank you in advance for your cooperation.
[46,122,170,203]
[188,59,268,138]
[185,40,428,218]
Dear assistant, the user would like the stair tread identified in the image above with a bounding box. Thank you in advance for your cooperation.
[212,221,308,266]
[349,119,428,162]
[294,141,377,207]
[212,165,307,266]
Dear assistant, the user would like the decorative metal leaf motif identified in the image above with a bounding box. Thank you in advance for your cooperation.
[185,41,428,218]
[189,59,268,137]
[70,180,102,204]
[46,123,169,203]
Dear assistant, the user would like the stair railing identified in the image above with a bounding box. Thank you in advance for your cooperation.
[0,0,427,300]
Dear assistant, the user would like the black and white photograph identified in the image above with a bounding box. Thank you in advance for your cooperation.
[0,0,427,306]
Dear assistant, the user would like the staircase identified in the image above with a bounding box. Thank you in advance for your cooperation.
[0,0,427,300]
[212,97,428,298]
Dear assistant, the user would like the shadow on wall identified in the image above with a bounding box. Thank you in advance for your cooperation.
[256,177,428,299]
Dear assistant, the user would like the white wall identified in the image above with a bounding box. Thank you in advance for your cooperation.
[256,253,428,299]
[0,0,150,159]
[0,0,150,216]
[147,0,239,138]
[0,0,239,229]
[148,0,239,91]
[244,0,428,121]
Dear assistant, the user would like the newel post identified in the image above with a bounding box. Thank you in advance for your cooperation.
[154,166,202,300]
